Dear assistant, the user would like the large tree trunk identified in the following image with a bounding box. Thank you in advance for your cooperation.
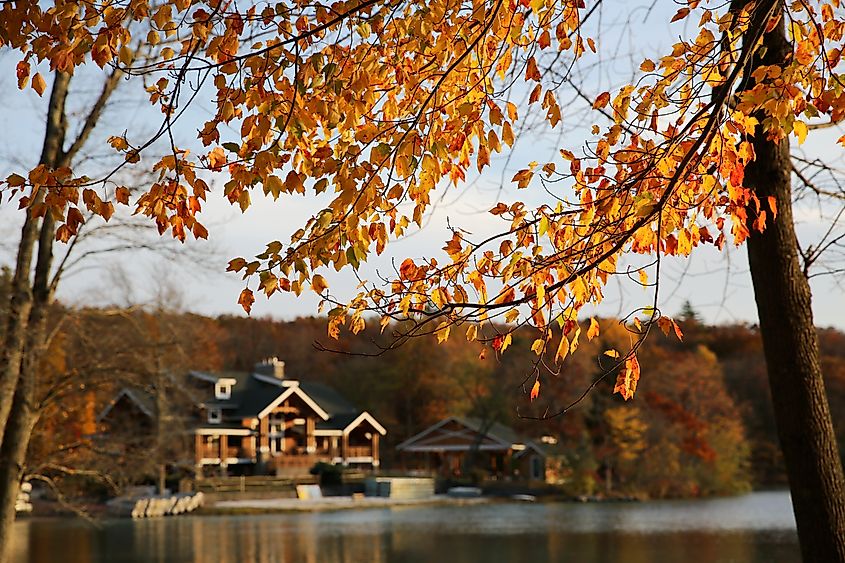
[744,10,845,562]
[0,72,69,563]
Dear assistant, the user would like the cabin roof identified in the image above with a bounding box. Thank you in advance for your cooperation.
[97,388,155,421]
[396,416,545,456]
[190,369,384,433]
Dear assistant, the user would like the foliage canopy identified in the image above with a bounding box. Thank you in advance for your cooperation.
[3,0,844,401]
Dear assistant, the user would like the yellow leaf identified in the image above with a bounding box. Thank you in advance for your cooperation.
[311,274,329,294]
[436,321,451,343]
[555,335,570,362]
[502,121,514,146]
[793,120,808,145]
[466,324,478,341]
[119,45,134,66]
[587,317,600,340]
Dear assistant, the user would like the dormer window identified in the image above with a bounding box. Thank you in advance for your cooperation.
[215,381,232,400]
[208,407,222,424]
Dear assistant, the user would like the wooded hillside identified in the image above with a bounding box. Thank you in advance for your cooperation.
[7,279,843,499]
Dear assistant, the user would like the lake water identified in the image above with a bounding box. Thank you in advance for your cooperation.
[11,491,799,563]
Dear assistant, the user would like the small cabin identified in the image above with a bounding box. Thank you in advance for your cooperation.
[396,417,546,482]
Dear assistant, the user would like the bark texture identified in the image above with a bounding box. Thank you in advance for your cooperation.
[744,10,845,562]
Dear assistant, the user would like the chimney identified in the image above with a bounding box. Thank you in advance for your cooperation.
[255,357,285,379]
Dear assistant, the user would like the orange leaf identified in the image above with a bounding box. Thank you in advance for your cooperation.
[767,196,777,220]
[530,379,540,401]
[593,91,610,109]
[672,320,684,341]
[670,8,689,23]
[238,288,255,314]
[32,73,46,96]
[311,274,329,294]
[114,186,130,204]
[613,355,640,400]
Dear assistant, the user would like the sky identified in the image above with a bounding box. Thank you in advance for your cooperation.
[1,1,844,329]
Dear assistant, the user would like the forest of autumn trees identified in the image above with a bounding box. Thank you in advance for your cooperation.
[5,0,845,561]
[12,292,845,505]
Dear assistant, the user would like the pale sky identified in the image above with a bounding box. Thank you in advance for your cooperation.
[1,1,844,329]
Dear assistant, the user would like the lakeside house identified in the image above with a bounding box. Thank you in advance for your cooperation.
[396,417,547,482]
[99,358,386,478]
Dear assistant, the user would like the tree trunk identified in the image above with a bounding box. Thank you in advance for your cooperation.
[0,72,69,563]
[0,72,70,443]
[0,385,39,561]
[744,10,845,562]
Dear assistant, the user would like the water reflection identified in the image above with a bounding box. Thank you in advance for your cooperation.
[12,492,800,563]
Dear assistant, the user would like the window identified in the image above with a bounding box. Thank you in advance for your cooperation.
[214,381,231,400]
[208,407,222,424]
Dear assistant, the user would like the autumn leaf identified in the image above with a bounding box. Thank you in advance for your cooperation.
[672,320,684,341]
[530,379,541,401]
[238,288,255,314]
[671,8,690,22]
[227,258,247,272]
[587,317,600,340]
[114,186,131,204]
[311,274,329,294]
[593,91,611,109]
[614,355,641,400]
[31,73,47,96]
[555,334,570,362]
[768,196,778,220]
[793,121,808,145]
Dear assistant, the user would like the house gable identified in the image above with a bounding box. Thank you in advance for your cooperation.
[98,388,154,421]
[396,416,545,456]
[257,385,330,420]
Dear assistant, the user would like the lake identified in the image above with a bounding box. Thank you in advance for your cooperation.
[11,491,799,563]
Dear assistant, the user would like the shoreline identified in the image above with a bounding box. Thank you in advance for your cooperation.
[204,494,494,515]
[18,488,790,520]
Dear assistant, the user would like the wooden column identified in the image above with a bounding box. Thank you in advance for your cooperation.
[341,433,349,466]
[372,433,380,468]
[259,417,269,455]
[306,417,316,453]
[219,434,229,477]
[194,434,203,477]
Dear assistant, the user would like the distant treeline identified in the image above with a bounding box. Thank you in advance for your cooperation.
[6,279,844,499]
[208,312,812,497]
